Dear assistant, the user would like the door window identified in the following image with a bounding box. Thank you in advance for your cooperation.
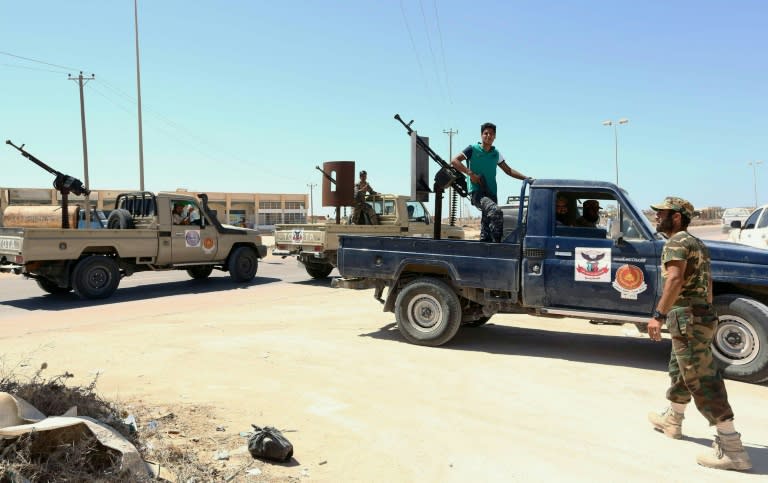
[743,209,762,230]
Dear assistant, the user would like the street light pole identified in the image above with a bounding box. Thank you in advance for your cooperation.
[602,118,629,185]
[748,160,763,208]
[307,183,316,222]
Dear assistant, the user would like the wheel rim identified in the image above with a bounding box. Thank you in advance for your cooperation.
[238,256,255,275]
[406,293,443,332]
[713,315,760,366]
[87,267,112,290]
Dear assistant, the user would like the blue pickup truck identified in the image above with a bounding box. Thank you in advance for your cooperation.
[333,179,768,383]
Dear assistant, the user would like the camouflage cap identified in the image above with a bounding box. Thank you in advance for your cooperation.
[650,196,694,218]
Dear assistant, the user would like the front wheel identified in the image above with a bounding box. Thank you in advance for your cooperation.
[228,247,258,282]
[187,265,214,279]
[71,256,120,299]
[713,294,768,383]
[394,277,461,346]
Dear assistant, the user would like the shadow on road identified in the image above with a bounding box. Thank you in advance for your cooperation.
[362,321,768,387]
[0,276,281,311]
[362,320,672,373]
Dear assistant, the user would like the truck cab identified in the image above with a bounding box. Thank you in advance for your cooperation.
[518,180,659,320]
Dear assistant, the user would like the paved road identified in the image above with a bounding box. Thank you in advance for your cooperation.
[0,226,765,482]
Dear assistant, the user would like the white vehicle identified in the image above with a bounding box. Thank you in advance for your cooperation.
[729,204,768,249]
[721,207,752,233]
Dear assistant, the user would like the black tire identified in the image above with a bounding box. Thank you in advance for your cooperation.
[228,246,258,282]
[394,277,461,346]
[305,261,333,279]
[107,209,135,229]
[187,265,214,280]
[713,294,768,383]
[71,256,120,299]
[464,316,491,328]
[36,278,71,295]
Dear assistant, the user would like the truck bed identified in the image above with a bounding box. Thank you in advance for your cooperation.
[336,235,522,292]
[0,227,160,262]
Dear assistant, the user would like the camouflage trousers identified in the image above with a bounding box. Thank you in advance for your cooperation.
[471,191,503,242]
[351,202,378,225]
[665,304,734,425]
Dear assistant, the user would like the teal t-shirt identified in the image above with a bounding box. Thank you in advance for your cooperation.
[463,143,502,197]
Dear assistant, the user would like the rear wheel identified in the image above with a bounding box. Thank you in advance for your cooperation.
[228,247,258,282]
[36,278,71,295]
[395,277,461,346]
[187,265,214,279]
[713,294,768,383]
[71,256,120,299]
[305,261,333,279]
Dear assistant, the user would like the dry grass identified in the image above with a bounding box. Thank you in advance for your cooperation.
[0,359,268,482]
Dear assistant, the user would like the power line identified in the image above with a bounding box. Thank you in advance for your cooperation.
[90,76,307,187]
[418,0,446,102]
[432,0,453,105]
[1,63,68,75]
[399,0,430,96]
[0,50,82,72]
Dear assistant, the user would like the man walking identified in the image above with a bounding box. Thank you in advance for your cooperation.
[451,122,529,242]
[647,196,751,471]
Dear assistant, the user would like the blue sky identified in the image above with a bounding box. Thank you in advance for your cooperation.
[2,1,766,217]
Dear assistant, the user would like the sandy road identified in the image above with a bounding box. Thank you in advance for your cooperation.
[0,227,765,481]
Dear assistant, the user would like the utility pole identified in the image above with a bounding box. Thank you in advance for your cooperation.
[135,0,146,191]
[307,183,317,222]
[443,128,459,224]
[749,160,763,208]
[68,71,95,225]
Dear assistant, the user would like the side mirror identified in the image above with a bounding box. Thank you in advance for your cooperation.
[731,220,742,229]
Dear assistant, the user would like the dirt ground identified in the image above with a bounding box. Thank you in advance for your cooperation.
[0,225,766,482]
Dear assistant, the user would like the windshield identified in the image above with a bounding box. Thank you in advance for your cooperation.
[621,189,658,237]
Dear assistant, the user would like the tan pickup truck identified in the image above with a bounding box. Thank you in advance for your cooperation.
[273,194,464,279]
[0,191,267,299]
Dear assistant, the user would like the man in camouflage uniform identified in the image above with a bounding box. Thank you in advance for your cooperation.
[351,170,378,225]
[451,122,530,242]
[647,197,751,471]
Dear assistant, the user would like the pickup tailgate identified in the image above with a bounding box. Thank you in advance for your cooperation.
[337,235,521,292]
[0,227,160,262]
[0,228,23,261]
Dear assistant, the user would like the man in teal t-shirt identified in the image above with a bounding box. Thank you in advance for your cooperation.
[451,122,530,242]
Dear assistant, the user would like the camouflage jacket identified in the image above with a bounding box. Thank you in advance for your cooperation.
[661,230,711,306]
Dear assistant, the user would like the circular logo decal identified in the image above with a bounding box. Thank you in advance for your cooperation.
[185,230,201,247]
[203,237,215,250]
[615,264,644,290]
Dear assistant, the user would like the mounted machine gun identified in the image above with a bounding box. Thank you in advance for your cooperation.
[6,140,90,229]
[394,114,468,239]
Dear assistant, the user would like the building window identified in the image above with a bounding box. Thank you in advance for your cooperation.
[284,212,306,223]
[259,201,281,210]
[260,213,283,225]
[285,201,304,210]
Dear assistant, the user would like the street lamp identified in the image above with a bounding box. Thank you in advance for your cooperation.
[602,118,629,185]
[748,160,763,208]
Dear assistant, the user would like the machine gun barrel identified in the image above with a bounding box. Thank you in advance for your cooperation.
[393,114,468,197]
[6,140,59,177]
[5,140,90,196]
[315,165,336,185]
